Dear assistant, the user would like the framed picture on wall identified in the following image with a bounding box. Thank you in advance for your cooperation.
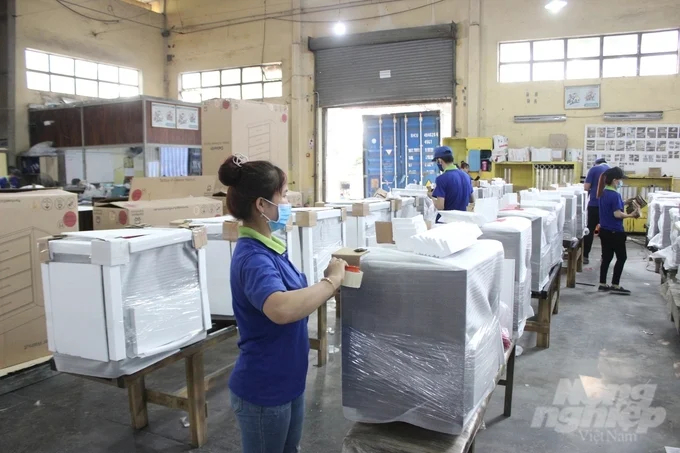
[565,84,601,110]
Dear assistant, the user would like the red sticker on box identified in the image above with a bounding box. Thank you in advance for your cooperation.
[63,211,77,228]
[223,100,231,109]
[119,211,128,225]
[131,189,142,201]
[282,114,288,123]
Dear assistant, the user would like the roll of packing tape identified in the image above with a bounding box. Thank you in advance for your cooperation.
[342,265,363,289]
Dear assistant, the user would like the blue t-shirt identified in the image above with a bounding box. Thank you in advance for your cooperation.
[598,187,624,232]
[228,227,310,406]
[585,164,609,207]
[432,167,473,212]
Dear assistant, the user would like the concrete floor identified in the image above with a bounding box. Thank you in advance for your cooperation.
[1,241,679,453]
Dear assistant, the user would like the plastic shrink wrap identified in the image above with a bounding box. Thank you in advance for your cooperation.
[520,200,564,266]
[341,243,505,435]
[298,208,346,283]
[556,186,587,239]
[498,208,554,291]
[41,228,211,378]
[650,201,680,249]
[481,217,534,338]
[647,192,680,244]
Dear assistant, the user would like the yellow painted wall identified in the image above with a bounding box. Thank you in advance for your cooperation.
[13,0,165,154]
[480,0,680,148]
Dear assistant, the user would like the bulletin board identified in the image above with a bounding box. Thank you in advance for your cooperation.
[583,124,680,177]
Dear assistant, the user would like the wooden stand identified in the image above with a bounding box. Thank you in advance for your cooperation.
[341,344,517,453]
[563,238,584,288]
[62,326,238,448]
[525,263,562,348]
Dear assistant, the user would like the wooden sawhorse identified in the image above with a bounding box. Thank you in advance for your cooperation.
[563,238,584,288]
[341,344,517,453]
[63,325,238,448]
[525,263,562,348]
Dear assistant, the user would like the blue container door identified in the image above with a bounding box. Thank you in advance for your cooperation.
[363,115,400,197]
[420,113,440,186]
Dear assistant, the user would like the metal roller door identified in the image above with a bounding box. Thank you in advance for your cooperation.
[310,25,456,108]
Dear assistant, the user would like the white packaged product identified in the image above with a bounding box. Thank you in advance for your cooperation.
[410,222,482,258]
[293,207,347,283]
[520,200,564,266]
[498,207,555,291]
[341,242,505,435]
[480,217,534,337]
[325,200,392,248]
[650,201,680,249]
[41,228,211,378]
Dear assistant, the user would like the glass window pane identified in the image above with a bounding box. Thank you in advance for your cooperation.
[603,57,637,78]
[568,37,600,58]
[75,60,98,79]
[566,59,600,79]
[242,66,263,83]
[201,71,220,87]
[241,83,263,99]
[201,87,220,100]
[263,64,282,81]
[640,54,679,76]
[98,81,120,99]
[119,85,140,97]
[533,40,564,61]
[221,69,240,85]
[182,73,201,89]
[533,61,565,81]
[25,50,49,71]
[180,90,202,103]
[98,64,119,83]
[603,34,638,56]
[263,81,283,98]
[119,68,139,86]
[50,75,75,94]
[499,42,530,63]
[26,71,50,91]
[49,55,74,76]
[221,85,241,99]
[76,78,98,97]
[641,30,679,54]
[499,63,530,83]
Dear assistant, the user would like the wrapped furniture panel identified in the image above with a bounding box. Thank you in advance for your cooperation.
[342,242,505,435]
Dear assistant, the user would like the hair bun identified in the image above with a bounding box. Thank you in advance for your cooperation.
[218,157,243,187]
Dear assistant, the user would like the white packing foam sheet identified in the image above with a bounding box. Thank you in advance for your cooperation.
[341,241,505,435]
[391,215,428,253]
[438,211,488,226]
[480,216,533,336]
[498,208,553,291]
[410,222,482,258]
[42,228,210,377]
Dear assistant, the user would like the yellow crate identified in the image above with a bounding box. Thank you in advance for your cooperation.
[466,137,493,150]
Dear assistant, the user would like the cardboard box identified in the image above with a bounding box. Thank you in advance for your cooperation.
[649,168,662,178]
[201,99,289,190]
[93,197,223,230]
[295,207,347,227]
[333,248,369,267]
[0,189,79,370]
[287,191,303,207]
[375,221,394,244]
[128,176,217,202]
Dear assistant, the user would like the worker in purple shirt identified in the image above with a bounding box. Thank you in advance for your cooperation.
[583,158,609,264]
[430,146,473,223]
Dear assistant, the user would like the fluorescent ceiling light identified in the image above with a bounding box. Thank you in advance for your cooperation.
[333,22,347,36]
[545,0,567,13]
[603,111,663,121]
[514,114,567,123]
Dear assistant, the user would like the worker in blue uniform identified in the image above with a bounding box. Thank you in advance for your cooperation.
[430,146,473,222]
[0,167,22,189]
[217,154,347,453]
[583,157,609,264]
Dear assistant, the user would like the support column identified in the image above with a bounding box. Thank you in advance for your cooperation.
[467,0,481,137]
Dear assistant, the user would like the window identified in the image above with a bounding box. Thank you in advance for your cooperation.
[180,63,283,102]
[499,29,680,82]
[25,49,140,98]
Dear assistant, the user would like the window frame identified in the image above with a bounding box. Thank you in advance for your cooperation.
[498,29,680,83]
[179,63,283,103]
[25,48,141,99]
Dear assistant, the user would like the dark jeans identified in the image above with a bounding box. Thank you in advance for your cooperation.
[230,391,304,453]
[599,229,627,286]
[584,206,600,258]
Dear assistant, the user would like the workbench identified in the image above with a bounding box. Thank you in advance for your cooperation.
[341,343,516,453]
[59,325,238,448]
[525,262,562,348]
[563,238,584,288]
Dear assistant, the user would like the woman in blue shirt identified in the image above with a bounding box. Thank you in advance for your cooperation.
[218,155,347,453]
[596,167,639,295]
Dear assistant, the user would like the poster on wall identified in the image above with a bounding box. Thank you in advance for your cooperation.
[583,124,680,176]
[151,103,176,128]
[565,85,600,110]
[176,106,200,131]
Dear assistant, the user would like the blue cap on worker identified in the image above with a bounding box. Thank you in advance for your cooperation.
[432,146,453,161]
[595,157,607,164]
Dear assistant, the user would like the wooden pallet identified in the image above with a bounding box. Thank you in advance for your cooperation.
[525,263,562,348]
